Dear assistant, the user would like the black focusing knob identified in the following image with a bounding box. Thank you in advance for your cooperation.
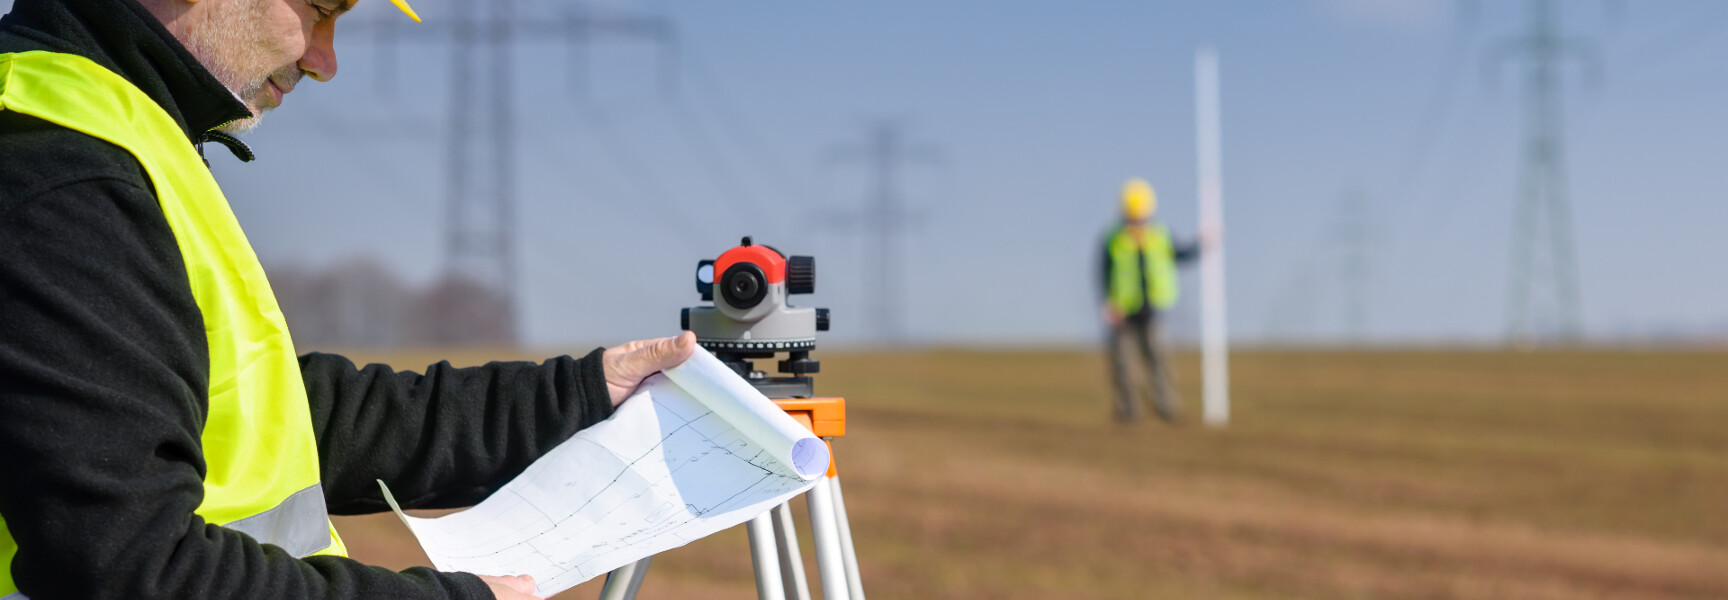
[787,256,815,295]
[815,307,830,332]
[680,307,690,330]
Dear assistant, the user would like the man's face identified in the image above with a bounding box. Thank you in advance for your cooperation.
[178,0,348,133]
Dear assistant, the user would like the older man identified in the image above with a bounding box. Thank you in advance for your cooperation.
[0,0,691,599]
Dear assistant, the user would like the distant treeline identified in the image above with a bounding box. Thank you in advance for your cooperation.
[266,259,515,349]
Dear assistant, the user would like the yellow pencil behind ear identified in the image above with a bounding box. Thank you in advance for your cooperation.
[388,0,421,23]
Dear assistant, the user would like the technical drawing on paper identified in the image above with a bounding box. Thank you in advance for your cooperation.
[381,351,826,597]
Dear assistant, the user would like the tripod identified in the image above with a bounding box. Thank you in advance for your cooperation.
[595,378,865,600]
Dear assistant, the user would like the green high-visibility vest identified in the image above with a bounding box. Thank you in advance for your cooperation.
[1107,222,1179,315]
[0,51,345,598]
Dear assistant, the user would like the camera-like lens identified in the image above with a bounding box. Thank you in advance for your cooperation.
[731,272,759,298]
[720,263,769,309]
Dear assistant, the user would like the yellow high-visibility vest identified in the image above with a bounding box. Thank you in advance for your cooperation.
[0,51,344,598]
[1107,223,1179,315]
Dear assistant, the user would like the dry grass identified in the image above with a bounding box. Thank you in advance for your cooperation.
[329,347,1728,599]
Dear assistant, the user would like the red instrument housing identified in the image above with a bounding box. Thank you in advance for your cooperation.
[714,244,785,284]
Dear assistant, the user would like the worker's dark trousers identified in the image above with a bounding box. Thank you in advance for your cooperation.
[1109,313,1180,422]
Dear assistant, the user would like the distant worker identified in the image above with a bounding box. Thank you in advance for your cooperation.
[1099,178,1201,423]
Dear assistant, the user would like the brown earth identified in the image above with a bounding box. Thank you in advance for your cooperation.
[329,348,1728,599]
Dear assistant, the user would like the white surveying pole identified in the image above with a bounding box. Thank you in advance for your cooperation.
[1195,47,1230,427]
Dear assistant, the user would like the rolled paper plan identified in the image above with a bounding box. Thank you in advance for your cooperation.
[380,346,828,596]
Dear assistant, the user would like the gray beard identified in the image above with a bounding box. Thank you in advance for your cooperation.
[217,82,271,135]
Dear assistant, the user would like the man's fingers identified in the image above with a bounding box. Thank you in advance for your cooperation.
[654,331,697,367]
[627,333,695,370]
[620,333,695,372]
[603,332,700,406]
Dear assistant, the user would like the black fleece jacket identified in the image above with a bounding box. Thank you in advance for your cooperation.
[0,1,616,598]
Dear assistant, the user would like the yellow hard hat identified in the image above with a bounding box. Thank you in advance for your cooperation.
[1121,178,1156,221]
[389,0,422,22]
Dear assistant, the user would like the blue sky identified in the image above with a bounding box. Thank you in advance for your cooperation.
[17,0,1727,347]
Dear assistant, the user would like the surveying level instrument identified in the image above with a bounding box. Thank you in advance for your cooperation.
[598,237,865,600]
[682,235,829,398]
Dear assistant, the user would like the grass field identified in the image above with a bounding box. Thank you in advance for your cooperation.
[329,347,1728,599]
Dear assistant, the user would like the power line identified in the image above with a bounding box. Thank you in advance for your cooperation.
[576,103,722,253]
[679,51,817,214]
[660,94,786,238]
[1612,2,1728,72]
[1390,2,1479,200]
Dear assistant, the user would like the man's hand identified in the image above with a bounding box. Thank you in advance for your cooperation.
[1101,303,1124,328]
[1199,222,1222,251]
[602,331,699,407]
[477,574,543,600]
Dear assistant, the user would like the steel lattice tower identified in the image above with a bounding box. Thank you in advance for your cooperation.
[366,2,673,344]
[440,0,517,344]
[1488,0,1598,345]
[826,121,939,346]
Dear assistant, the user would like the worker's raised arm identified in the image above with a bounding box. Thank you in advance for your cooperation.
[299,350,615,514]
[0,168,489,599]
[1173,235,1202,265]
[302,332,697,514]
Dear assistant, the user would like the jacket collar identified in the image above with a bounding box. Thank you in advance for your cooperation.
[0,0,256,144]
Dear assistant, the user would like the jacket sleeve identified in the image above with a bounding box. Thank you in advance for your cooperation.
[300,349,616,514]
[0,175,490,600]
[1173,235,1201,265]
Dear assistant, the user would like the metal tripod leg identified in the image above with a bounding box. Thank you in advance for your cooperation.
[597,556,652,600]
[595,508,800,600]
[772,502,813,600]
[746,511,788,600]
[805,477,851,600]
[830,475,865,600]
[592,493,849,600]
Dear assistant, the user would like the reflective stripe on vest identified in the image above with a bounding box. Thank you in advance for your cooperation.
[1107,223,1179,314]
[0,51,345,597]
